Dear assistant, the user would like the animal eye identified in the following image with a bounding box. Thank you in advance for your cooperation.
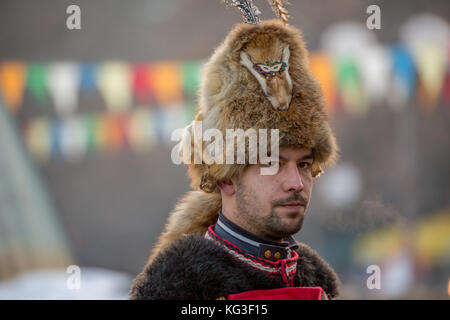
[272,64,282,72]
[260,65,271,72]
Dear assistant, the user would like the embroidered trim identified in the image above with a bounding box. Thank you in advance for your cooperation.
[205,225,298,285]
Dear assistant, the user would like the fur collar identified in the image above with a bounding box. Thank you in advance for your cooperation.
[130,234,340,300]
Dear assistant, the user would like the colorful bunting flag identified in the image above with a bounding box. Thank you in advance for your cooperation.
[60,115,87,161]
[108,113,128,150]
[415,44,447,110]
[47,62,80,116]
[94,113,109,152]
[181,60,203,100]
[83,114,98,153]
[26,63,49,105]
[336,57,368,116]
[97,62,132,112]
[132,64,153,104]
[309,53,336,111]
[151,61,183,106]
[387,45,416,111]
[80,63,97,91]
[144,109,157,148]
[94,113,127,152]
[50,119,62,157]
[155,103,189,145]
[25,117,51,161]
[0,61,26,113]
[152,107,166,144]
[359,46,390,105]
[399,13,449,110]
[128,107,156,151]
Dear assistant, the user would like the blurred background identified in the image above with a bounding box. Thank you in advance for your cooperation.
[0,0,449,299]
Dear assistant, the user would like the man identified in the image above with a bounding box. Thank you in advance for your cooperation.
[130,2,340,300]
[130,146,339,299]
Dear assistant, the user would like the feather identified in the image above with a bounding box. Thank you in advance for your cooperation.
[266,0,290,25]
[223,0,261,24]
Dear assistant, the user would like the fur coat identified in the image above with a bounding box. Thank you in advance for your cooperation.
[129,232,340,300]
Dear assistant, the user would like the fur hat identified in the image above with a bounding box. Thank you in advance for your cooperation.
[148,1,338,263]
[186,18,338,194]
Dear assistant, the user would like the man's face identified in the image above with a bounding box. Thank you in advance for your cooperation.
[234,147,314,241]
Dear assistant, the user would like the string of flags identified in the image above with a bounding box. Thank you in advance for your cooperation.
[1,49,448,118]
[22,106,193,162]
[0,60,202,162]
[0,60,204,115]
[318,15,450,113]
[0,16,448,162]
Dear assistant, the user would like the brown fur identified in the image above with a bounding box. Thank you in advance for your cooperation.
[192,19,339,193]
[149,19,339,263]
[147,190,222,264]
[265,71,292,110]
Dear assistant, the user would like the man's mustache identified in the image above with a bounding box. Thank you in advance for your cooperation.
[272,193,308,207]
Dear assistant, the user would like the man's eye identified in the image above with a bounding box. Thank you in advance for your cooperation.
[298,162,311,169]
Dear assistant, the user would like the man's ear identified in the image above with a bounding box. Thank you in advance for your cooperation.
[217,179,236,196]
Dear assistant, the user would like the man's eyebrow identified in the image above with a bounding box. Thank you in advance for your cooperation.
[278,153,314,161]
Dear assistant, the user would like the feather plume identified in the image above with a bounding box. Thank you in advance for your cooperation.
[223,0,261,24]
[266,0,290,25]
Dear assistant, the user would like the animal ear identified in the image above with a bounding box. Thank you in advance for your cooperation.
[282,45,290,66]
[240,51,269,95]
[240,50,253,68]
[282,45,293,93]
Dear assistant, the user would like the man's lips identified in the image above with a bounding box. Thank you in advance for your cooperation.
[282,201,302,206]
[278,201,303,209]
[274,195,308,210]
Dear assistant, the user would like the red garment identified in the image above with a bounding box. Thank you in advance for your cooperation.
[227,286,326,300]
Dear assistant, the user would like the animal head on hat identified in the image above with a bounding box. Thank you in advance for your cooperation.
[240,39,293,111]
[212,1,294,111]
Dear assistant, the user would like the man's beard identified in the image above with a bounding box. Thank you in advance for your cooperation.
[235,179,307,241]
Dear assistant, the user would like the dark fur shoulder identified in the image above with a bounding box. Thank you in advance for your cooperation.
[130,234,285,300]
[294,243,340,299]
[129,235,340,300]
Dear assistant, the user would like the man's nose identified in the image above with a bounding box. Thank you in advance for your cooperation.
[282,162,304,192]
